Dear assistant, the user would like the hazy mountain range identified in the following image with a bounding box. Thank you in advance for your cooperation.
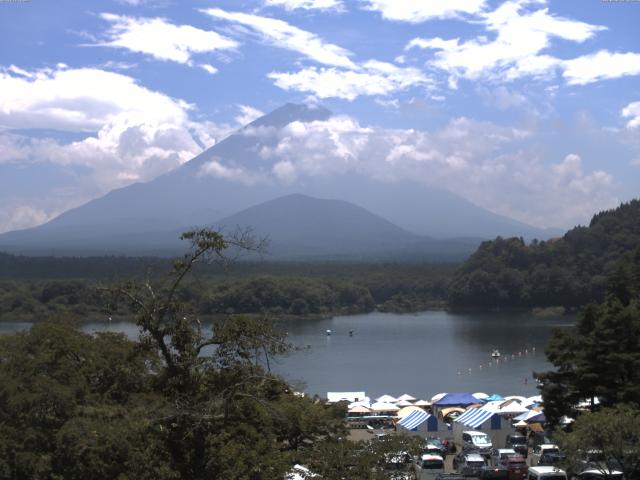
[0,103,561,260]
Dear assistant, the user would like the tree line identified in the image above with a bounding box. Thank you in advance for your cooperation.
[537,245,640,479]
[448,199,640,308]
[0,263,454,322]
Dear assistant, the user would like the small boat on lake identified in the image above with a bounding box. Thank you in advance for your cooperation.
[491,349,501,358]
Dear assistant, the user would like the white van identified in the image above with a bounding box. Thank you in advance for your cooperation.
[413,454,445,480]
[527,466,568,480]
[462,431,493,454]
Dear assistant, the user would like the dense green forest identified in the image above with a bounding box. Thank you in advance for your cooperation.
[0,230,423,479]
[0,261,454,322]
[448,199,640,308]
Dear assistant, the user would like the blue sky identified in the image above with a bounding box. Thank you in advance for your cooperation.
[0,0,639,233]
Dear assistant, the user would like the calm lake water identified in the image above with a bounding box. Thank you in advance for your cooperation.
[0,310,572,400]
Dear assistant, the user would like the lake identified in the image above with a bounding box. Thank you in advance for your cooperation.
[0,310,572,400]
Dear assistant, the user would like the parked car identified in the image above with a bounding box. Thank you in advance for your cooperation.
[461,431,493,455]
[503,455,528,480]
[414,454,445,480]
[538,452,565,467]
[425,437,448,457]
[479,466,510,480]
[505,434,528,457]
[491,449,517,467]
[527,466,567,480]
[454,452,487,477]
[574,468,623,480]
[531,445,561,467]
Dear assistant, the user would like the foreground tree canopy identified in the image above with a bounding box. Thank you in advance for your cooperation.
[449,199,640,308]
[537,247,640,479]
[0,229,421,480]
[537,247,640,426]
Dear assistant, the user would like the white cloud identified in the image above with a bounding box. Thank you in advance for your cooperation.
[255,115,616,228]
[0,65,190,131]
[362,0,486,22]
[265,0,344,11]
[406,0,604,83]
[0,66,258,231]
[235,105,265,126]
[201,8,356,69]
[268,61,431,100]
[198,160,263,185]
[0,204,54,234]
[622,101,640,129]
[99,13,238,64]
[563,51,640,85]
[199,63,218,75]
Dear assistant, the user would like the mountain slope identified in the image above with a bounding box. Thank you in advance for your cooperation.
[215,194,480,260]
[0,103,556,257]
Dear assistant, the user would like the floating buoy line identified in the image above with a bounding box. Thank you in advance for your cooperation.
[456,346,537,376]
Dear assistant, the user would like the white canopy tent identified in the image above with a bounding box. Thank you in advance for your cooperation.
[397,393,417,402]
[375,394,398,403]
[327,392,366,404]
[371,401,400,413]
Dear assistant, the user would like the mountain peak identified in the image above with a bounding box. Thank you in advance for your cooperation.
[248,102,331,129]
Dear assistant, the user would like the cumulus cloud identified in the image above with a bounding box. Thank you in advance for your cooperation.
[202,8,356,69]
[264,0,344,11]
[0,65,190,131]
[198,160,264,185]
[98,13,238,65]
[254,115,616,228]
[362,0,486,22]
[269,61,431,100]
[0,66,263,230]
[622,101,640,129]
[406,0,605,84]
[563,51,640,86]
[235,105,265,126]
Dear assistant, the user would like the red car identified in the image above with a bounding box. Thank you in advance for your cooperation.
[501,455,528,480]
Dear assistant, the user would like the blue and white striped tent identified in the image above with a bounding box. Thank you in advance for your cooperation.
[397,410,439,436]
[455,407,499,429]
[453,406,514,448]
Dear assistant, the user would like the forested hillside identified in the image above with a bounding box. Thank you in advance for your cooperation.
[448,199,640,308]
[0,263,454,322]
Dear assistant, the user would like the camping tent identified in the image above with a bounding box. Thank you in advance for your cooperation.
[397,394,417,402]
[433,393,480,417]
[453,407,515,447]
[396,410,442,437]
[433,393,480,406]
[327,392,366,403]
[376,394,398,403]
[371,401,400,414]
[498,402,530,415]
[485,394,504,402]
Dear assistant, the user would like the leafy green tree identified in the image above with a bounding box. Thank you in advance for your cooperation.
[0,229,352,480]
[537,248,640,426]
[554,405,640,479]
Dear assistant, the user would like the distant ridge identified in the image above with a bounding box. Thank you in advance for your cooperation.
[0,103,557,257]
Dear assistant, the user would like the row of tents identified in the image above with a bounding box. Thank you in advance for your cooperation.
[330,391,547,446]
